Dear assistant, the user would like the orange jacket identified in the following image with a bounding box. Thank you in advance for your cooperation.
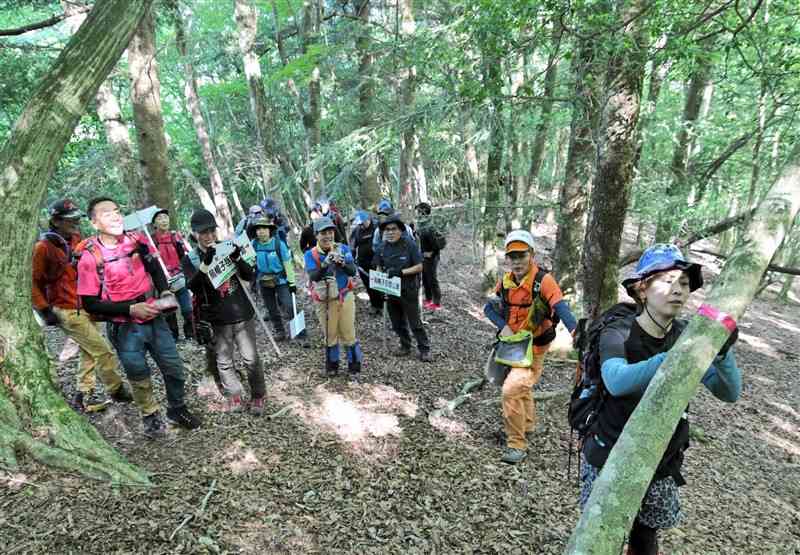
[496,263,563,353]
[31,232,81,310]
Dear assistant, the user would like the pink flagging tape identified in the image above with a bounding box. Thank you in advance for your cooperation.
[697,303,737,333]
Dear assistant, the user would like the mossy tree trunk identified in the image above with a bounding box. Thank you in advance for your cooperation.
[0,0,152,485]
[567,146,800,554]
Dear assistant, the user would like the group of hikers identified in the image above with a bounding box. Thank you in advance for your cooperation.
[32,195,741,555]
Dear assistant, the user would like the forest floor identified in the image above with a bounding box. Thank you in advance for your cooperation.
[2,224,799,554]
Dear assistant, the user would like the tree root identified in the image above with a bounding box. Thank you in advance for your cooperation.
[479,388,570,405]
[429,377,485,418]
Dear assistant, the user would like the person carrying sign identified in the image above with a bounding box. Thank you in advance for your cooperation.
[304,216,363,379]
[182,209,267,416]
[483,230,577,464]
[250,215,303,342]
[32,198,132,412]
[373,213,432,363]
[77,197,201,439]
[150,208,194,341]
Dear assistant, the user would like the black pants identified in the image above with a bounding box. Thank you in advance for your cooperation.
[422,254,441,304]
[260,284,292,338]
[387,287,430,352]
[629,520,658,555]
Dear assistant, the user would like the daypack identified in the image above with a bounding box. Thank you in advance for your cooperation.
[253,238,288,287]
[36,231,74,283]
[499,267,560,346]
[567,302,638,439]
[307,244,354,302]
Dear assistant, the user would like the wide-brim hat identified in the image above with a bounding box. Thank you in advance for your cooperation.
[379,212,404,231]
[622,243,703,294]
[248,216,277,233]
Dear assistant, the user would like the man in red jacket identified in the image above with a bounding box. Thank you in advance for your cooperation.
[31,199,131,412]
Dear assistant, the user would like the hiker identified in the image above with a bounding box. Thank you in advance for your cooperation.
[250,215,304,342]
[182,209,267,415]
[414,202,445,310]
[373,213,432,362]
[259,197,289,242]
[76,197,201,438]
[579,244,741,555]
[314,196,348,240]
[304,216,363,379]
[371,198,416,256]
[235,204,264,239]
[151,208,194,341]
[349,209,383,315]
[483,230,577,464]
[32,199,132,412]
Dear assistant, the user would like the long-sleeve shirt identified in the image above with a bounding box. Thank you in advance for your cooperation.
[252,237,296,286]
[304,243,356,291]
[32,231,81,310]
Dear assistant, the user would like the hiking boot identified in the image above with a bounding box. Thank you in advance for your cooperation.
[75,390,111,413]
[109,384,133,403]
[419,351,433,363]
[142,412,166,439]
[430,303,442,311]
[393,346,412,358]
[323,360,340,377]
[166,405,202,430]
[221,395,244,413]
[423,300,434,309]
[348,372,362,383]
[250,397,265,417]
[501,448,527,464]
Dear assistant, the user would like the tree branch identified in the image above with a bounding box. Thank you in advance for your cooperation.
[691,248,800,275]
[0,7,89,37]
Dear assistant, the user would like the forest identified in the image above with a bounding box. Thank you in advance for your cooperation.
[0,0,799,553]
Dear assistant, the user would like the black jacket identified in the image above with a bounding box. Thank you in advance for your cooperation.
[182,247,255,325]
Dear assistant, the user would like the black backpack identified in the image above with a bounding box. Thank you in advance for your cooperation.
[568,303,637,438]
[499,267,560,346]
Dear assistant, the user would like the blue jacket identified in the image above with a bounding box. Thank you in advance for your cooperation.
[252,237,294,286]
[304,243,356,293]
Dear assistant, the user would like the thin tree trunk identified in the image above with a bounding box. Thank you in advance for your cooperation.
[183,169,217,215]
[481,55,504,281]
[460,107,480,199]
[128,6,174,211]
[551,37,599,296]
[175,6,234,237]
[303,0,324,194]
[655,48,713,241]
[579,0,647,319]
[567,146,800,553]
[398,0,419,215]
[0,0,152,483]
[356,0,381,207]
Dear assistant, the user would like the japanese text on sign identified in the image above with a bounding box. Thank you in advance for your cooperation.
[369,270,401,297]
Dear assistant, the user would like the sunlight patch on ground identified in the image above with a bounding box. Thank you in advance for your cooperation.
[58,338,80,362]
[767,414,800,440]
[226,518,318,554]
[427,413,469,439]
[759,430,800,457]
[768,401,800,422]
[738,331,781,359]
[0,473,32,491]
[750,311,800,336]
[220,440,264,475]
[317,391,401,442]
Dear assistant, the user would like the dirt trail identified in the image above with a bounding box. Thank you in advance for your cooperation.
[1,225,798,554]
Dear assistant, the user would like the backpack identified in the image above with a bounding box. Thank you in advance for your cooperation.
[307,244,354,302]
[432,229,447,250]
[499,267,560,346]
[568,302,638,439]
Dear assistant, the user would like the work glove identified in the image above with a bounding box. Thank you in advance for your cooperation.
[230,245,241,261]
[716,327,739,359]
[387,268,403,279]
[135,241,151,260]
[200,246,216,265]
[288,284,297,294]
[40,306,60,326]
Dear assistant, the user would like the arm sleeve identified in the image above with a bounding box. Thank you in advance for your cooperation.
[31,242,50,310]
[142,253,169,292]
[408,241,423,265]
[553,300,577,333]
[598,327,628,365]
[81,295,135,317]
[305,250,327,282]
[235,257,254,281]
[340,246,356,277]
[701,349,742,402]
[601,352,668,396]
[483,298,507,330]
[281,241,296,285]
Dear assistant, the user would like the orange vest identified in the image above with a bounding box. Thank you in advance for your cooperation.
[498,263,556,343]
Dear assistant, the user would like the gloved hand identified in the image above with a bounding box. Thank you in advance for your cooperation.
[717,327,739,359]
[230,245,241,261]
[40,306,60,326]
[135,241,151,260]
[200,246,216,265]
[387,268,403,279]
[324,252,336,266]
[288,284,297,294]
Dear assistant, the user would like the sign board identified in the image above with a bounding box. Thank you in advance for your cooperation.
[207,253,238,289]
[123,205,161,232]
[369,270,401,297]
[288,292,305,338]
[233,231,256,265]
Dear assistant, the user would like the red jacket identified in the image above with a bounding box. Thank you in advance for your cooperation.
[31,232,81,310]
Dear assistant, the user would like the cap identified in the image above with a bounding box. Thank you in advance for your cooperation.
[377,198,393,215]
[248,205,263,216]
[313,216,337,234]
[49,199,82,220]
[353,210,370,226]
[504,230,535,253]
[622,243,703,294]
[415,202,432,216]
[151,208,169,224]
[190,209,218,233]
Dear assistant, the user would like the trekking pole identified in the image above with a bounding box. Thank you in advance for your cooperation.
[323,281,330,372]
[240,279,282,357]
[382,293,388,351]
[134,212,172,279]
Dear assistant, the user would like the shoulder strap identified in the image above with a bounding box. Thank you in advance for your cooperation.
[311,246,322,268]
[532,268,547,297]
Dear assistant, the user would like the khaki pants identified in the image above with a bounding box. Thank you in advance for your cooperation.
[501,353,545,450]
[314,292,356,347]
[53,308,124,395]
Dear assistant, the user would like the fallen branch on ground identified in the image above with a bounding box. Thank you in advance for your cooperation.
[428,378,485,418]
[479,388,570,405]
[267,405,293,419]
[169,478,217,541]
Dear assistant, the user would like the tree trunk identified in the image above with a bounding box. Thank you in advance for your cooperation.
[655,48,713,241]
[552,37,599,297]
[95,82,145,208]
[579,0,647,319]
[398,0,419,216]
[0,0,152,484]
[302,0,324,195]
[128,6,174,211]
[481,56,504,281]
[460,107,480,199]
[567,146,800,554]
[356,0,381,207]
[175,6,234,237]
[183,169,217,215]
